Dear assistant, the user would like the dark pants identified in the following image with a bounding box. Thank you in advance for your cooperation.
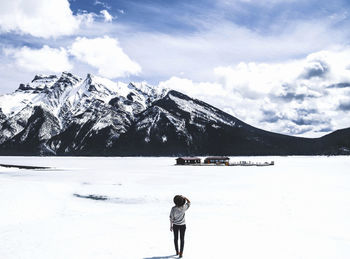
[173,224,186,254]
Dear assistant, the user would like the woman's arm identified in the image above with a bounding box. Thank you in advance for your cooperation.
[170,208,174,231]
[182,196,191,210]
[183,196,191,204]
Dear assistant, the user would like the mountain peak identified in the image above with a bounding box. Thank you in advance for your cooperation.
[17,74,59,91]
[85,73,93,81]
[31,74,58,83]
[57,72,81,84]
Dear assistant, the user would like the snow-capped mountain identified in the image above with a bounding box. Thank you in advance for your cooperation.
[0,72,350,156]
[0,72,167,155]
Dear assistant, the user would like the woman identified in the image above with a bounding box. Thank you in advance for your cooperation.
[169,195,191,258]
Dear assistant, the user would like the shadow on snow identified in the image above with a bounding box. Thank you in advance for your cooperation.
[143,255,177,259]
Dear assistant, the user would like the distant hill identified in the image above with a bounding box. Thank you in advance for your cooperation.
[0,72,349,156]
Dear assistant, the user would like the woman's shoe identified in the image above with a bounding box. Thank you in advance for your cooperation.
[179,252,183,258]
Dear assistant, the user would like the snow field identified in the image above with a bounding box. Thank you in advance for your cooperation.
[0,156,350,259]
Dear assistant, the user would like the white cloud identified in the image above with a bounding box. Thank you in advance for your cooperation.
[94,0,111,10]
[4,45,72,73]
[159,47,350,137]
[159,77,226,97]
[70,36,141,78]
[121,18,349,85]
[100,10,113,22]
[0,0,91,38]
[214,61,303,99]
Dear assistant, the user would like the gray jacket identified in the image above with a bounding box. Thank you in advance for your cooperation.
[170,202,191,225]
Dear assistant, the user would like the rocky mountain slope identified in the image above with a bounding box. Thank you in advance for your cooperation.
[0,72,349,156]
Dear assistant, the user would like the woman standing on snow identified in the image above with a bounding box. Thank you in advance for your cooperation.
[170,195,191,258]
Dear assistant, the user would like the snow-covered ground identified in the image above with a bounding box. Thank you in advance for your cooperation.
[0,156,349,259]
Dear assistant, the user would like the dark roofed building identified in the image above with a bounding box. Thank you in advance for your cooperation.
[176,157,201,165]
[204,156,230,165]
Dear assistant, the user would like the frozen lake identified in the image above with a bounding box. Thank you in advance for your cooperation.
[0,156,350,259]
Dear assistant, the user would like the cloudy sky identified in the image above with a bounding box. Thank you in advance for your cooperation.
[1,0,350,137]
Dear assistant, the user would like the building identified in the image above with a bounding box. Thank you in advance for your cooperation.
[204,156,230,165]
[176,157,201,165]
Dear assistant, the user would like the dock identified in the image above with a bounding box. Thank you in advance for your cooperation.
[175,161,274,166]
[175,156,275,166]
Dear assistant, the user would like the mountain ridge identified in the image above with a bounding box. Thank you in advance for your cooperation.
[0,72,349,156]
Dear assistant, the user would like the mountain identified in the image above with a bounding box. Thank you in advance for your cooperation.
[0,72,349,156]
